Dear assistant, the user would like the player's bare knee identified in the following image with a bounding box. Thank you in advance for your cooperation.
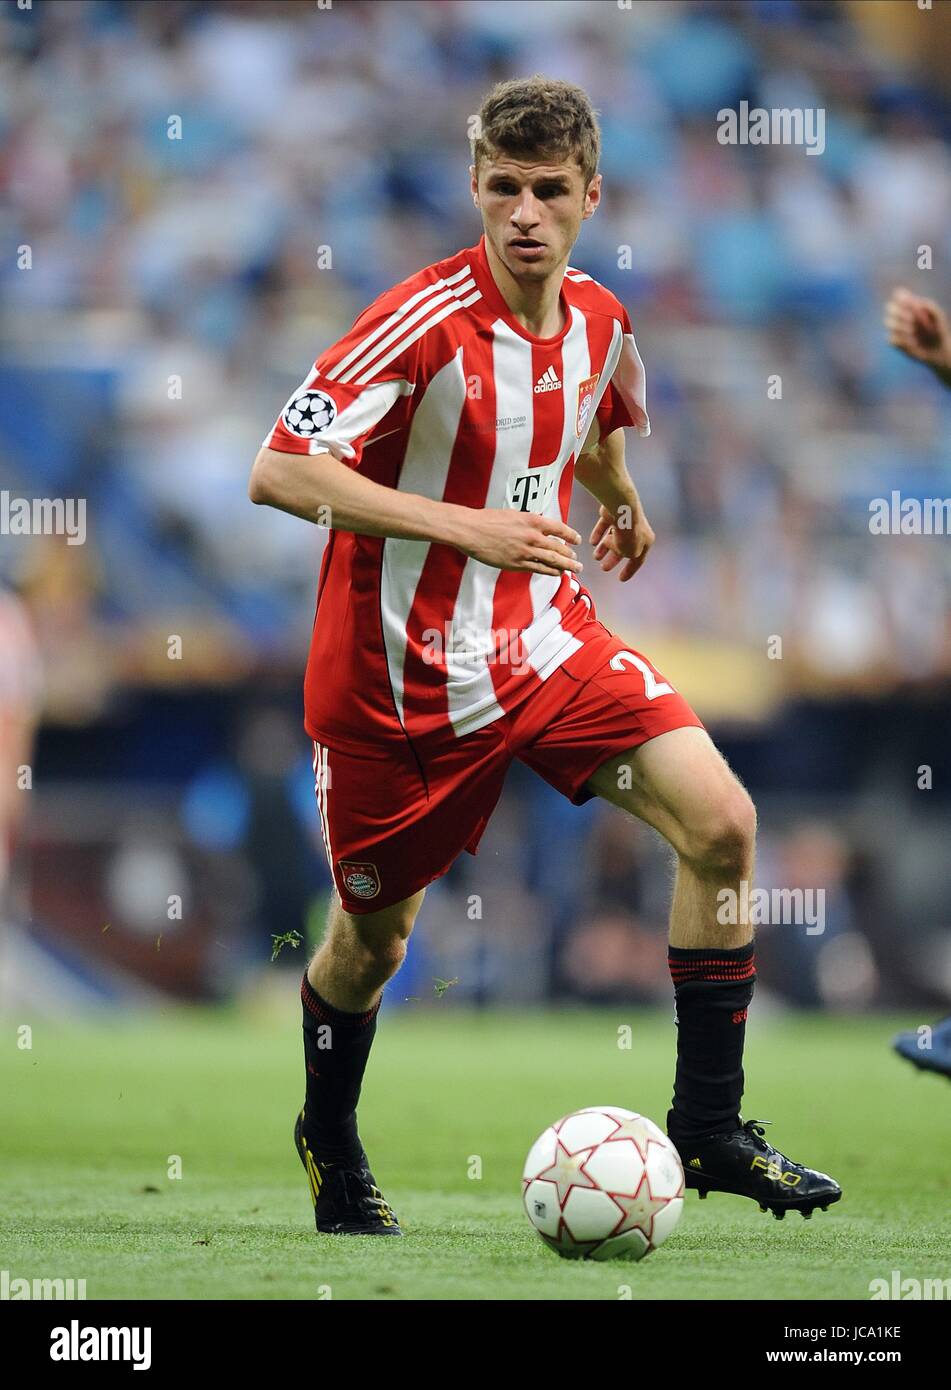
[348,928,407,987]
[366,932,408,977]
[683,788,757,879]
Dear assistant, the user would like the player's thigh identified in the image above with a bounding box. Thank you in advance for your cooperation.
[310,726,509,915]
[586,726,756,864]
[514,631,703,820]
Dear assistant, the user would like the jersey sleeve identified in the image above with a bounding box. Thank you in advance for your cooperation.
[262,296,419,467]
[595,305,651,440]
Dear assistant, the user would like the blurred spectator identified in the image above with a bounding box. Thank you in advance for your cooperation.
[0,0,948,701]
[0,584,42,915]
[2,0,950,1011]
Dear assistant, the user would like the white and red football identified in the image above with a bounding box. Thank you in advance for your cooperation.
[522,1106,685,1261]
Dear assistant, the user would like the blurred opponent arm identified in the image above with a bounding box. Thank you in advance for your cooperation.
[884,287,951,389]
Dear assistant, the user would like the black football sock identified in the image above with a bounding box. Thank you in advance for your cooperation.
[666,942,756,1144]
[301,972,379,1165]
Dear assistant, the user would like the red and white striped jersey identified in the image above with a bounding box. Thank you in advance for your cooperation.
[263,234,650,748]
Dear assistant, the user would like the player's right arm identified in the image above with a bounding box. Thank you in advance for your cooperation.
[253,283,583,576]
[884,287,951,389]
[249,445,583,578]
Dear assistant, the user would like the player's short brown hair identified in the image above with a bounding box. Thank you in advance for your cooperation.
[472,75,601,190]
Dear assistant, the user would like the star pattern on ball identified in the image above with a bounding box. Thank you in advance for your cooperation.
[609,1173,670,1243]
[606,1114,665,1163]
[534,1139,598,1207]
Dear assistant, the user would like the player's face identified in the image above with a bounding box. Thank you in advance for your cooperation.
[471,154,601,282]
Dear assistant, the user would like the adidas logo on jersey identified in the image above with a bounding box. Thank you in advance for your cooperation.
[533,366,562,394]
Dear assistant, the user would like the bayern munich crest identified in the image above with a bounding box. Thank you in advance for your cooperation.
[339,860,381,899]
[282,388,338,439]
[576,372,600,438]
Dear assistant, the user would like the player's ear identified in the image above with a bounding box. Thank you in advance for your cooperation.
[469,164,480,206]
[583,172,602,219]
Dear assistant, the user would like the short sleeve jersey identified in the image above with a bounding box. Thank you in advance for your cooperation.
[263,235,650,748]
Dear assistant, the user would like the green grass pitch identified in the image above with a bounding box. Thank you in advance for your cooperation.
[2,1002,949,1300]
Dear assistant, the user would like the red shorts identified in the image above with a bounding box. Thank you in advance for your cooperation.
[310,618,703,913]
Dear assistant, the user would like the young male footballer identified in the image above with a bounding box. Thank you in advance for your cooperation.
[250,76,842,1235]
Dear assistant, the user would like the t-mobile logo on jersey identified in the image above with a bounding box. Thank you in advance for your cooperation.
[506,459,560,513]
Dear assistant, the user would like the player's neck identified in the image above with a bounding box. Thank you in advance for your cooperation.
[483,236,567,338]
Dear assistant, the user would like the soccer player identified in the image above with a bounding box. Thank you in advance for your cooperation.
[250,77,842,1235]
[884,285,951,1080]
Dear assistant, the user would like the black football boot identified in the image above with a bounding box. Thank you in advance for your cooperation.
[673,1118,842,1220]
[294,1110,402,1236]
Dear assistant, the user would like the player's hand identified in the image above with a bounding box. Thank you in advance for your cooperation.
[457,510,583,577]
[590,503,654,582]
[884,287,951,372]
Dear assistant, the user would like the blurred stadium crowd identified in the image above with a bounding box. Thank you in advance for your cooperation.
[1,0,950,1014]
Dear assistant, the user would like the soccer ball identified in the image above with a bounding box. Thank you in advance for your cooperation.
[282,388,337,438]
[522,1106,684,1261]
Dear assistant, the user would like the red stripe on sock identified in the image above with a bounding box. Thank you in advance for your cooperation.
[301,975,378,1028]
[668,956,756,984]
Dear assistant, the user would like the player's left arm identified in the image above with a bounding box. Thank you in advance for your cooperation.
[574,424,654,581]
